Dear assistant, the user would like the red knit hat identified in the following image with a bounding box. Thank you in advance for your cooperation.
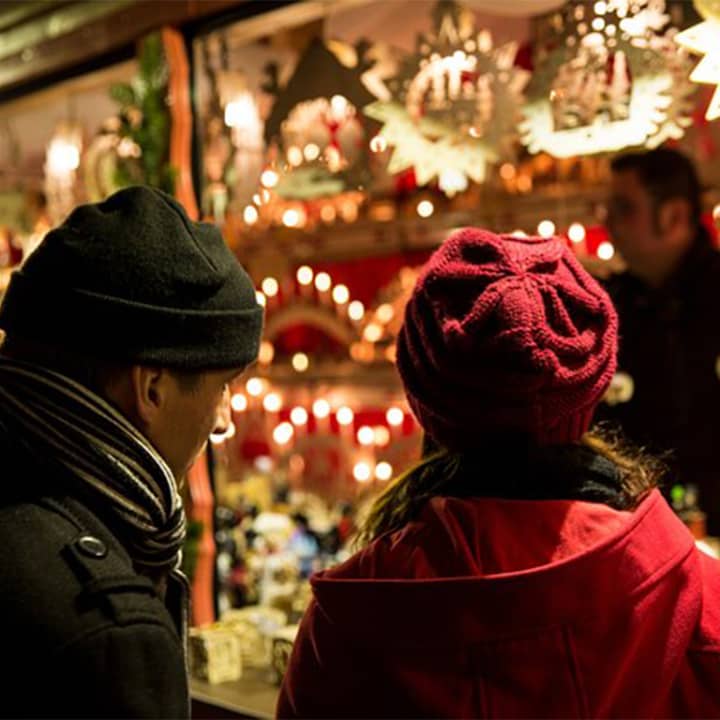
[396,228,618,448]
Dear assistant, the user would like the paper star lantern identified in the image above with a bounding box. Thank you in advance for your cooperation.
[676,1,720,121]
[521,0,693,156]
[363,0,527,197]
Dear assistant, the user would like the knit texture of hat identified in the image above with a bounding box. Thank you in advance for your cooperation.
[396,228,618,449]
[0,186,263,370]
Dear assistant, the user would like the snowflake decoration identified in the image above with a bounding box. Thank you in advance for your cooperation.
[521,0,694,157]
[363,0,528,197]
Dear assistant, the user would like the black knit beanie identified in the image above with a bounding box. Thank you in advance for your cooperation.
[0,186,263,370]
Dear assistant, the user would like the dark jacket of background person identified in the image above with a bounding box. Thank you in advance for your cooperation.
[0,429,189,719]
[600,227,720,532]
[277,228,720,719]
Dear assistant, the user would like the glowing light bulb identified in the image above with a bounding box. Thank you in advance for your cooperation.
[375,461,393,481]
[370,135,387,153]
[290,407,308,426]
[255,291,266,307]
[313,399,330,418]
[568,223,586,243]
[287,146,303,166]
[260,169,279,188]
[376,303,394,324]
[386,407,404,427]
[332,284,350,304]
[373,426,390,447]
[292,353,309,373]
[297,266,313,285]
[537,220,556,238]
[315,272,331,292]
[336,406,354,425]
[231,393,247,412]
[357,426,374,446]
[417,200,434,218]
[283,209,301,228]
[262,277,279,297]
[304,143,320,162]
[363,323,383,343]
[263,392,281,413]
[258,341,274,365]
[353,461,371,483]
[348,300,365,321]
[273,422,294,445]
[597,241,615,260]
[246,378,264,397]
[243,205,259,225]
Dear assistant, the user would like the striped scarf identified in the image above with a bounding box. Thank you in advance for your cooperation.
[0,357,186,574]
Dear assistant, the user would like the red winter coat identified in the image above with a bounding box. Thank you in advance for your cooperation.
[277,490,720,718]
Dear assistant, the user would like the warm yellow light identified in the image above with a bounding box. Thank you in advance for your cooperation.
[348,300,365,321]
[376,303,394,324]
[375,461,393,481]
[511,229,528,238]
[231,393,247,412]
[336,406,354,426]
[597,241,615,260]
[315,272,331,292]
[320,204,336,223]
[417,200,434,218]
[676,19,720,121]
[568,223,586,243]
[353,461,371,483]
[373,426,390,447]
[258,341,274,365]
[273,422,294,445]
[297,265,313,285]
[260,169,279,188]
[246,378,264,397]
[292,353,309,373]
[357,426,374,446]
[369,135,387,153]
[537,220,556,238]
[312,399,330,419]
[499,163,516,181]
[243,205,259,225]
[287,146,303,166]
[332,284,350,304]
[290,407,308,426]
[386,407,404,427]
[304,143,320,162]
[262,277,279,297]
[255,291,266,307]
[363,323,383,343]
[263,392,281,413]
[282,209,301,228]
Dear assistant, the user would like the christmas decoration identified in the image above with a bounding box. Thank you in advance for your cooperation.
[263,39,375,201]
[676,0,720,121]
[521,0,694,157]
[110,33,176,194]
[363,0,528,197]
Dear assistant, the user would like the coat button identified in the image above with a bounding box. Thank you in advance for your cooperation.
[77,535,108,559]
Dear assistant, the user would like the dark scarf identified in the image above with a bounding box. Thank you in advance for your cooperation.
[0,357,186,575]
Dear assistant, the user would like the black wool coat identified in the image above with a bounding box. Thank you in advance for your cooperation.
[0,427,189,719]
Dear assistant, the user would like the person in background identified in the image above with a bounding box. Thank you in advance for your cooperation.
[0,187,263,718]
[277,228,720,718]
[601,147,720,534]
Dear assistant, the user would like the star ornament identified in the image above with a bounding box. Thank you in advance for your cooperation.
[676,18,720,121]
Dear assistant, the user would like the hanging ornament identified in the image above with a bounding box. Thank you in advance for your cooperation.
[676,0,720,121]
[44,121,83,226]
[363,0,528,197]
[262,39,375,202]
[521,0,694,157]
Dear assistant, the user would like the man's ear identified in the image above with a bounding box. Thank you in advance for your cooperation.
[658,198,692,241]
[130,365,166,424]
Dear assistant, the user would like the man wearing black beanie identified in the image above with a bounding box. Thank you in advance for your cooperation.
[0,186,263,718]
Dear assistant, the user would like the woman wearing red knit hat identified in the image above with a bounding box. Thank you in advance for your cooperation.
[277,228,720,718]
